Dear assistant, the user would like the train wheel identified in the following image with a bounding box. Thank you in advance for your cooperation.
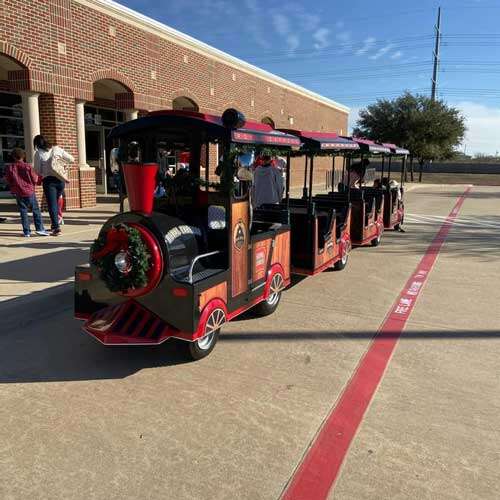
[371,233,382,247]
[334,247,349,271]
[254,273,284,317]
[181,308,225,361]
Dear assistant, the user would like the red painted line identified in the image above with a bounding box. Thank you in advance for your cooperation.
[281,187,471,500]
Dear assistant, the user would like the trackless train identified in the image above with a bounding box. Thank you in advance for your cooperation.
[75,108,408,360]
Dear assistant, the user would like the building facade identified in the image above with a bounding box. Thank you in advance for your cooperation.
[0,0,349,208]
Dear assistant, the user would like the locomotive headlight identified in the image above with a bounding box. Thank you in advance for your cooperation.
[114,251,131,274]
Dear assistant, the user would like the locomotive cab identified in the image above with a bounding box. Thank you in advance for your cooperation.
[75,109,299,360]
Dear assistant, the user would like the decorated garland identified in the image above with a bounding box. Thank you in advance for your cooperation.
[90,224,151,292]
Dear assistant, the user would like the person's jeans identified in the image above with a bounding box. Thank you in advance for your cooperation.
[42,176,65,230]
[16,193,45,235]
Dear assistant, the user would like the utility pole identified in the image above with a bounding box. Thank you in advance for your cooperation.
[431,6,442,101]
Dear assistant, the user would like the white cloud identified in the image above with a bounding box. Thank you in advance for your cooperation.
[454,102,500,155]
[303,13,321,32]
[369,43,395,60]
[336,31,351,42]
[244,0,258,12]
[391,50,403,60]
[241,0,270,49]
[313,28,331,50]
[335,30,352,53]
[286,34,300,53]
[272,13,291,36]
[356,37,376,56]
[271,12,302,53]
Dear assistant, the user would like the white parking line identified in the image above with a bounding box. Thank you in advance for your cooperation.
[406,213,500,229]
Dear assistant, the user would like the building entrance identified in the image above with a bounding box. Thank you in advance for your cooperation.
[84,106,123,194]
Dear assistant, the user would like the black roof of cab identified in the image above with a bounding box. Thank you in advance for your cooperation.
[109,110,301,148]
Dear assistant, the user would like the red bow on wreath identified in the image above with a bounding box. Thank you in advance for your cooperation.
[92,227,129,259]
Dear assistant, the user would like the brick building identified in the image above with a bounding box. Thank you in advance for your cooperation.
[0,0,349,209]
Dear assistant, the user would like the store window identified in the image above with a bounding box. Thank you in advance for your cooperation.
[0,92,24,190]
[84,106,124,128]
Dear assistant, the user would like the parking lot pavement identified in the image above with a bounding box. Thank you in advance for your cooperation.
[331,187,500,500]
[1,185,499,500]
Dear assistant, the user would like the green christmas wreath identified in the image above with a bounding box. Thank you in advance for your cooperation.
[90,224,151,292]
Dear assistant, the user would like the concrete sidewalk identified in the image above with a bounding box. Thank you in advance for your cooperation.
[0,198,121,304]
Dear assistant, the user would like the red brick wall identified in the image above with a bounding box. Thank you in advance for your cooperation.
[79,167,96,208]
[1,0,349,205]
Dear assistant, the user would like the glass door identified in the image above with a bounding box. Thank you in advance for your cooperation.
[86,126,106,194]
[84,106,124,195]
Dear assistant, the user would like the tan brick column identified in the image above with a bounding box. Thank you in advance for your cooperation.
[75,100,96,208]
[20,92,40,163]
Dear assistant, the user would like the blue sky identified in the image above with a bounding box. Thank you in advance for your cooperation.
[120,0,500,155]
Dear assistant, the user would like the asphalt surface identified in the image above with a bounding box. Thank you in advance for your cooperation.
[1,185,499,500]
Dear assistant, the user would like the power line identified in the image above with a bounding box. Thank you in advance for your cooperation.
[217,33,500,61]
[282,61,432,78]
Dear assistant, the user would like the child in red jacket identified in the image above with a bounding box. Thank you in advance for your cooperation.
[5,148,48,237]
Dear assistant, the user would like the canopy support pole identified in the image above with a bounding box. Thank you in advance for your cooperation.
[331,156,335,192]
[286,153,291,207]
[381,155,385,179]
[308,154,314,206]
[303,155,308,199]
[205,141,210,189]
[347,156,352,201]
[341,156,346,193]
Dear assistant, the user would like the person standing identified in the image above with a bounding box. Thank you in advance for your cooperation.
[341,158,370,189]
[110,146,126,212]
[251,155,284,208]
[33,135,74,236]
[5,148,49,237]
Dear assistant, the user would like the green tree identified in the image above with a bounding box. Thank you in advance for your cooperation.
[353,92,466,181]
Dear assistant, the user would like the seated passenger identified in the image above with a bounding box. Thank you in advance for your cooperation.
[251,155,284,208]
[341,159,369,189]
[389,179,402,201]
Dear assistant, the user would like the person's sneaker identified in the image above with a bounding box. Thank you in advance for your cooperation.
[51,228,62,236]
[23,233,31,237]
[36,230,50,236]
